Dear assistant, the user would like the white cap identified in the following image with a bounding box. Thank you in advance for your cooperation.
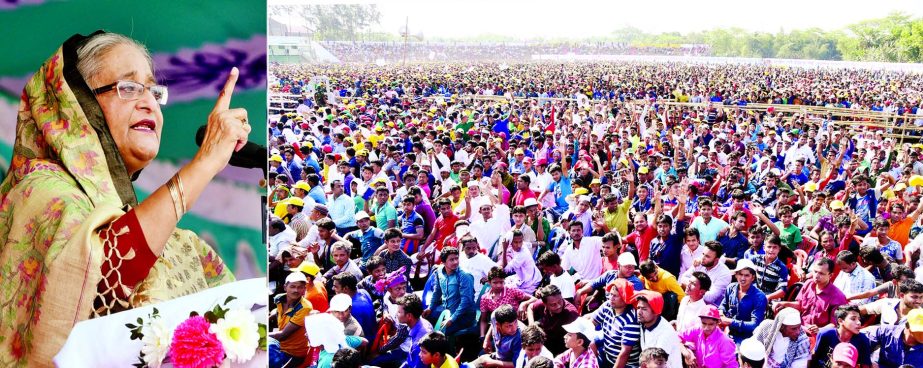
[562,317,597,338]
[739,338,766,361]
[734,258,757,274]
[617,252,637,267]
[355,211,370,221]
[285,272,307,284]
[697,156,707,163]
[777,307,802,325]
[328,294,352,312]
[523,198,539,207]
[578,195,591,204]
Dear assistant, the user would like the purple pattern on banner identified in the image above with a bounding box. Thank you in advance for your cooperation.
[0,0,44,10]
[0,36,266,103]
[156,36,266,103]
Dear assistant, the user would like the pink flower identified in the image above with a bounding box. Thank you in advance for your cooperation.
[169,316,225,368]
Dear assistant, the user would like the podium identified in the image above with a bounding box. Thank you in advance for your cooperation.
[54,278,268,367]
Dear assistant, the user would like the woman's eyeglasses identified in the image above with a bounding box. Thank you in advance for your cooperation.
[92,80,168,105]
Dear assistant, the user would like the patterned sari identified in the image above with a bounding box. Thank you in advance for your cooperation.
[0,32,234,366]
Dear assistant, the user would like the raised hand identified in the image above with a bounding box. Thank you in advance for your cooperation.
[196,67,251,174]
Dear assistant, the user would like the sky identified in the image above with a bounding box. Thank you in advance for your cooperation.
[270,0,923,40]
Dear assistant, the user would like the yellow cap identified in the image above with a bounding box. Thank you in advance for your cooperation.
[270,155,283,163]
[295,262,320,277]
[574,187,589,195]
[894,183,907,191]
[830,200,845,210]
[638,167,649,174]
[591,179,601,185]
[910,175,923,187]
[293,181,311,192]
[284,197,304,207]
[907,308,923,333]
[514,149,525,155]
[803,182,818,192]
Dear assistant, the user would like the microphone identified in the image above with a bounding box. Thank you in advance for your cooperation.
[196,125,267,173]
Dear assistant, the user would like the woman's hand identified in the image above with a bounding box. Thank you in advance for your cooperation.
[194,67,253,175]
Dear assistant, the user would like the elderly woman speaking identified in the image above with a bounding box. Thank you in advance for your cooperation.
[0,31,252,364]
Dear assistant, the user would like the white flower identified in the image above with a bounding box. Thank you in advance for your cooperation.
[140,320,173,368]
[210,309,260,363]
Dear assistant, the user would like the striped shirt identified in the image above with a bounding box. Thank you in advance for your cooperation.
[748,254,789,296]
[591,302,641,367]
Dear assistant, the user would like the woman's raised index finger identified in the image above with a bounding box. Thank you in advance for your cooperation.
[213,67,239,113]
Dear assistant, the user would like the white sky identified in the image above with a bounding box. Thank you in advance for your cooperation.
[270,0,923,40]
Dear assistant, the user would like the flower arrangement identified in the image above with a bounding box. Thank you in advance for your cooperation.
[125,296,267,368]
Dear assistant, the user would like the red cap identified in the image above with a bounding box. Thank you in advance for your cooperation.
[322,145,333,153]
[537,159,548,166]
[832,343,858,366]
[605,279,635,305]
[632,290,664,316]
[698,305,721,321]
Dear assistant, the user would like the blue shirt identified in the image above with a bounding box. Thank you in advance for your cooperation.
[719,282,767,344]
[548,176,572,213]
[308,186,327,205]
[813,326,872,366]
[430,267,476,333]
[352,290,378,340]
[494,328,522,362]
[866,324,923,368]
[648,220,686,277]
[589,270,645,293]
[592,303,641,366]
[345,227,385,264]
[718,232,748,261]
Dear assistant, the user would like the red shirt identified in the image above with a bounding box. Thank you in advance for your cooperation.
[796,279,848,328]
[624,225,657,261]
[512,188,537,207]
[432,213,459,251]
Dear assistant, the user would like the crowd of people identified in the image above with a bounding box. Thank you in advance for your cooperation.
[266,60,923,368]
[320,42,712,63]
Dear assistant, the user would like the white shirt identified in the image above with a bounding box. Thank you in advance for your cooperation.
[680,262,733,306]
[679,245,705,277]
[675,297,707,334]
[639,317,683,368]
[863,298,903,325]
[504,245,542,294]
[833,264,877,305]
[768,332,790,368]
[269,227,297,258]
[514,346,554,368]
[460,253,498,297]
[559,236,603,280]
[550,272,577,299]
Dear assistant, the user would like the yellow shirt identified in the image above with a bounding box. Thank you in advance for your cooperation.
[643,269,686,301]
[433,355,459,368]
[604,200,632,236]
[276,296,313,357]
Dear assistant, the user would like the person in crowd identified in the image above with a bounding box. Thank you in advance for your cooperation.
[810,305,872,368]
[720,259,768,344]
[751,307,810,368]
[773,258,847,337]
[554,318,599,368]
[634,290,682,368]
[678,305,738,368]
[588,279,641,368]
[527,285,579,355]
[269,272,314,365]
